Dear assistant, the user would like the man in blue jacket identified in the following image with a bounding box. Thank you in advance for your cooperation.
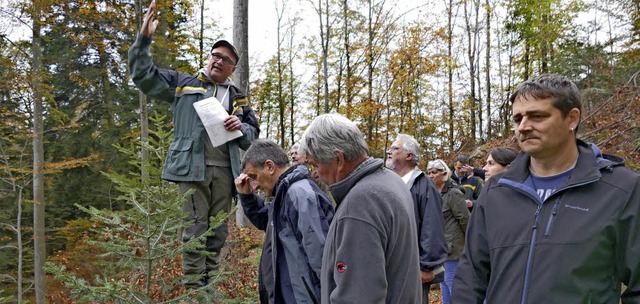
[128,1,259,288]
[453,74,640,303]
[386,133,447,303]
[235,139,334,303]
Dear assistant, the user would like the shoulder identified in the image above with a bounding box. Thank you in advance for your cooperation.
[286,179,326,205]
[355,168,407,196]
[445,185,465,199]
[174,73,207,90]
[599,164,640,193]
[469,176,483,185]
[345,170,412,213]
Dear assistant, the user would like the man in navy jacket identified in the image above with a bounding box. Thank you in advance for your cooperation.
[453,74,640,303]
[387,134,448,303]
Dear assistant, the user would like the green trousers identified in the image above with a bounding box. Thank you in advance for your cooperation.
[179,165,233,288]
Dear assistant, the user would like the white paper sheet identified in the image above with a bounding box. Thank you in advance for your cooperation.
[193,97,243,147]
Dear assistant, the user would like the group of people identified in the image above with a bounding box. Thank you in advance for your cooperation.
[129,2,640,303]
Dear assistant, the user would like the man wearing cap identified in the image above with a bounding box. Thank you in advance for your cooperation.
[128,1,259,288]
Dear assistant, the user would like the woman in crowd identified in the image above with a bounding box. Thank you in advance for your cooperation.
[482,147,518,181]
[427,159,470,304]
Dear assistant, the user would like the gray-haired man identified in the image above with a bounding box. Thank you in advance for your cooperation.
[301,113,422,303]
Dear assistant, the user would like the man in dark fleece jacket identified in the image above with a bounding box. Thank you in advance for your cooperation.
[453,74,640,304]
[386,133,447,304]
[301,113,422,304]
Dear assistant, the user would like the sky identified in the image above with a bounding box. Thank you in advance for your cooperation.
[213,0,311,64]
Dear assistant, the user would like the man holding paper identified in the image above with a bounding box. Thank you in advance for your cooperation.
[128,0,259,288]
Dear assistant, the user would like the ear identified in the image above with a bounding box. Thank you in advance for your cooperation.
[567,108,581,130]
[335,151,346,171]
[405,153,413,162]
[264,160,276,175]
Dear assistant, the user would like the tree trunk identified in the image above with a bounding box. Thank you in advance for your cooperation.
[31,2,46,302]
[447,0,455,151]
[135,0,149,182]
[464,0,478,141]
[199,0,205,67]
[288,18,298,145]
[541,12,549,73]
[366,0,374,141]
[275,2,285,146]
[233,0,249,95]
[343,0,353,118]
[323,0,330,113]
[233,0,250,227]
[17,187,23,303]
[474,0,482,141]
[524,40,530,80]
[485,0,492,139]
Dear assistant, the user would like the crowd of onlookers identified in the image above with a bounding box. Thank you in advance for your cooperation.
[130,4,640,301]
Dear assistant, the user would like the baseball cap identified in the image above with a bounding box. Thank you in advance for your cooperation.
[211,40,240,65]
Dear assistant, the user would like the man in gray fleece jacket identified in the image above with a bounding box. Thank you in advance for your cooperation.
[300,113,422,303]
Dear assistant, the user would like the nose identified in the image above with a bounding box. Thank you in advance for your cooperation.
[516,117,532,133]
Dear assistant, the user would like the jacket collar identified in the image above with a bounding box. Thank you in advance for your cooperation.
[197,69,236,86]
[405,168,424,187]
[330,157,384,207]
[272,164,310,197]
[498,139,623,188]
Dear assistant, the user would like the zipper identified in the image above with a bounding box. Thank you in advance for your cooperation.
[544,197,562,237]
[302,276,319,304]
[497,174,601,304]
[521,203,543,304]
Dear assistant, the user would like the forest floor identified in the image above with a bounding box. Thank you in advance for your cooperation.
[45,215,444,303]
[220,218,444,303]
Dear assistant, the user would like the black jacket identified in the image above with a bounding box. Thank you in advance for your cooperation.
[453,140,640,304]
[452,171,483,211]
[406,170,448,273]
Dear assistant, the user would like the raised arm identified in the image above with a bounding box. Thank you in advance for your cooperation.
[128,1,180,103]
[140,0,159,38]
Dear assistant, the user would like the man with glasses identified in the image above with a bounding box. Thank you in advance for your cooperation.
[386,134,447,304]
[128,0,259,288]
[289,143,306,165]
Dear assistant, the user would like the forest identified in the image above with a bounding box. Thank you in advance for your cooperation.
[0,0,639,302]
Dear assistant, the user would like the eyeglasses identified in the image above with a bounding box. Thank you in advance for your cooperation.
[427,170,444,175]
[211,52,236,66]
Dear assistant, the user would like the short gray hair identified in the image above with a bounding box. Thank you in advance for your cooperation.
[300,113,369,164]
[396,133,420,166]
[290,142,306,157]
[242,139,290,169]
[427,159,451,182]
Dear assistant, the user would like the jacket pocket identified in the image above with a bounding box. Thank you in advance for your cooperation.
[166,137,193,176]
